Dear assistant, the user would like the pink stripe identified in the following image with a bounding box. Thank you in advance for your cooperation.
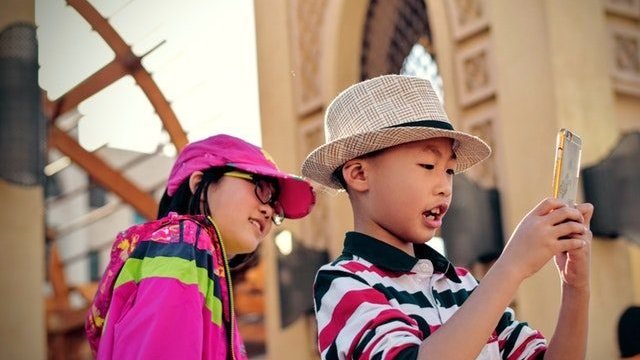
[341,261,408,278]
[345,309,421,359]
[528,346,546,359]
[318,288,389,351]
[454,267,469,276]
[488,330,498,343]
[507,331,546,360]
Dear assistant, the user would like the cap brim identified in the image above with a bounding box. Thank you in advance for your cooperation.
[301,127,491,189]
[228,164,315,219]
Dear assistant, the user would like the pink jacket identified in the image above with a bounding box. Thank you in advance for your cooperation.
[85,212,247,359]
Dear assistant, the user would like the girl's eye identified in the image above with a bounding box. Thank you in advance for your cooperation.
[420,164,434,170]
[446,169,455,175]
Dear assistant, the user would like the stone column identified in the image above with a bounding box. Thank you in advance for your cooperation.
[0,1,46,359]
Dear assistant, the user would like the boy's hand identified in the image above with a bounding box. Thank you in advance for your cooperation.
[554,203,593,291]
[498,198,587,281]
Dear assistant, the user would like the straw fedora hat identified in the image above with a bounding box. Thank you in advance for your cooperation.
[301,74,491,189]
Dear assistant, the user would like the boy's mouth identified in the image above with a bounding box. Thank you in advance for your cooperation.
[423,204,448,222]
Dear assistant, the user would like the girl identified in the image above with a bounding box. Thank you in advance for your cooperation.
[85,134,316,359]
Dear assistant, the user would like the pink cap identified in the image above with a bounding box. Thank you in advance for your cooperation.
[166,134,315,219]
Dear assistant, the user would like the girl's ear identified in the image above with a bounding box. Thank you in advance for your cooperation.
[342,159,369,192]
[188,171,204,194]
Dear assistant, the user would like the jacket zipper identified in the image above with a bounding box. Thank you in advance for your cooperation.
[208,216,236,360]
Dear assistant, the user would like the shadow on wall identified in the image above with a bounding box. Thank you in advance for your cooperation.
[583,131,640,244]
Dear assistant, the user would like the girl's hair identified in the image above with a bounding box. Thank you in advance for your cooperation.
[157,166,259,272]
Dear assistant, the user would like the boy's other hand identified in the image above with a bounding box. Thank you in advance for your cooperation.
[554,202,593,291]
[497,198,587,282]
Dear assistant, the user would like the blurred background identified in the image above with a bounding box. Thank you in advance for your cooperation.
[0,0,639,359]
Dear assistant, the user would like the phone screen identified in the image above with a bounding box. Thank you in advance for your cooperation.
[552,129,582,205]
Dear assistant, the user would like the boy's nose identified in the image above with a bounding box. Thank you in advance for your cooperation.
[433,175,452,197]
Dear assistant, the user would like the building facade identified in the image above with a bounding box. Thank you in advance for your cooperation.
[254,1,640,359]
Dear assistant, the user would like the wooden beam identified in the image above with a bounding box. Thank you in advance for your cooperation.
[49,126,157,220]
[48,246,70,310]
[66,0,188,151]
[52,60,128,118]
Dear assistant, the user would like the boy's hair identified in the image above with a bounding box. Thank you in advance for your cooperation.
[330,149,386,191]
[331,166,348,190]
[618,305,640,358]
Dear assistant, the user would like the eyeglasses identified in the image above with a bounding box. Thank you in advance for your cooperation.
[223,171,285,225]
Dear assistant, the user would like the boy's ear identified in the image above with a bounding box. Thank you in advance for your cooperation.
[188,171,204,194]
[342,159,369,192]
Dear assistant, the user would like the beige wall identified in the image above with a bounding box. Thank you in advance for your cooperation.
[490,1,629,359]
[254,0,318,359]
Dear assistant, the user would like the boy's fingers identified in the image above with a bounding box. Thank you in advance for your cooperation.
[555,238,585,253]
[553,221,586,239]
[547,206,584,225]
[575,203,594,228]
[534,197,567,215]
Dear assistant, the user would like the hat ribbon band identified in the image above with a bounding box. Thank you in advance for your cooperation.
[387,120,454,131]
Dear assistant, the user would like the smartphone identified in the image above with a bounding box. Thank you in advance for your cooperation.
[552,129,582,205]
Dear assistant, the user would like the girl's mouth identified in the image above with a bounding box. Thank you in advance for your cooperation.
[249,218,263,234]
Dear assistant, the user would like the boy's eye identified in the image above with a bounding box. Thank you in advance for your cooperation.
[420,164,434,170]
[446,169,455,175]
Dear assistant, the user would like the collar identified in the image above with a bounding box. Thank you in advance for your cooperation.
[342,231,462,283]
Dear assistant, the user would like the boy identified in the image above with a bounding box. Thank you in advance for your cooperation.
[301,75,592,360]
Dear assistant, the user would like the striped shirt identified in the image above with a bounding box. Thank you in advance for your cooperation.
[313,232,546,360]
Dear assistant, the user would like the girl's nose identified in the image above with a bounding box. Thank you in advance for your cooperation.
[259,202,274,219]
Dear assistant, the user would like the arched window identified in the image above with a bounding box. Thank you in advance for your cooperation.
[360,0,443,102]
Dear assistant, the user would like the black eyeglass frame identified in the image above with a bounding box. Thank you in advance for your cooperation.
[223,171,285,225]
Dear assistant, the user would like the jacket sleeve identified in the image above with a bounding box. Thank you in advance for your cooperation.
[98,241,215,360]
[314,267,422,360]
[495,307,547,360]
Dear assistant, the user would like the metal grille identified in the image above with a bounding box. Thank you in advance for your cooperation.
[361,0,432,80]
[401,42,444,102]
[0,23,45,186]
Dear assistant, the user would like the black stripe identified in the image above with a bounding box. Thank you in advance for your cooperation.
[314,269,368,312]
[409,314,431,338]
[325,342,339,360]
[495,310,514,335]
[502,322,526,359]
[432,288,472,308]
[394,345,420,360]
[387,120,454,131]
[372,283,433,308]
[354,330,376,359]
[129,241,216,286]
